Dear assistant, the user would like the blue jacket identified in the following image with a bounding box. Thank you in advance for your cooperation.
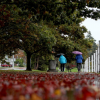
[75,54,83,63]
[59,55,67,64]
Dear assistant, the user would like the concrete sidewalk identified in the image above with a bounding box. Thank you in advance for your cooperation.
[0,67,26,70]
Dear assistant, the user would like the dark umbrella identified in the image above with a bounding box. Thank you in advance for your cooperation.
[72,51,82,55]
[55,53,65,57]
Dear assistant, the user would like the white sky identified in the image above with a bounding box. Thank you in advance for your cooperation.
[80,7,100,44]
[81,18,100,44]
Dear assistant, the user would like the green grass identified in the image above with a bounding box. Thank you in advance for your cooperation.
[0,66,79,73]
[32,68,78,73]
[56,67,78,72]
[70,68,78,72]
[32,69,46,72]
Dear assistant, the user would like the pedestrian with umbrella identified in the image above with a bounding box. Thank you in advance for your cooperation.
[72,51,83,73]
[58,53,67,72]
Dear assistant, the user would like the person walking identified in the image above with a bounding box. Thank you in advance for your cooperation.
[59,55,67,72]
[75,54,83,73]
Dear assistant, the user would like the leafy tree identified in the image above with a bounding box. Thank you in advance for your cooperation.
[0,0,100,70]
[0,4,56,70]
[53,10,93,63]
[14,58,24,67]
[86,31,98,58]
[14,49,26,66]
[1,0,100,24]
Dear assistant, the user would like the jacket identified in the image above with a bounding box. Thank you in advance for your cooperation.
[59,55,67,64]
[75,54,83,63]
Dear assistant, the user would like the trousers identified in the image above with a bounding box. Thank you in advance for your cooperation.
[60,64,65,72]
[77,63,82,72]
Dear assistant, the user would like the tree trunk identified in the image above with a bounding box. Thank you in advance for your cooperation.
[26,52,32,71]
[34,58,36,69]
[35,57,39,70]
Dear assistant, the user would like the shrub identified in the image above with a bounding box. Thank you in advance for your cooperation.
[14,58,24,67]
[19,63,24,67]
[41,64,48,71]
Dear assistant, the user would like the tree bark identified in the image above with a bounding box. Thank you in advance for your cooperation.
[34,58,36,69]
[26,52,32,71]
[35,57,39,70]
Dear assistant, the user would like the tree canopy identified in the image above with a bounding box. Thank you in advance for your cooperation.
[0,0,100,70]
[86,31,98,58]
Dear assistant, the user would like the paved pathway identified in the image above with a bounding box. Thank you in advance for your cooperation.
[0,67,26,70]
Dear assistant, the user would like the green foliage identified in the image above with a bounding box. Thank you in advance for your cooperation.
[41,64,48,71]
[54,14,91,62]
[86,31,98,58]
[31,55,50,70]
[19,63,24,67]
[0,0,100,70]
[14,58,24,67]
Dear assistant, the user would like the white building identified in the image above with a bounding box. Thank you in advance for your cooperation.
[0,55,16,68]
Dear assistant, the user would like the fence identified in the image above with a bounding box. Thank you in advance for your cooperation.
[82,41,100,73]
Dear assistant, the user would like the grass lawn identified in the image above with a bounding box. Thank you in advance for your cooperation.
[56,67,78,72]
[70,68,78,72]
[0,66,79,73]
[32,68,78,73]
[32,69,46,72]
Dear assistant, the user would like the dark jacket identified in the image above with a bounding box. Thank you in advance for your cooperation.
[75,54,83,63]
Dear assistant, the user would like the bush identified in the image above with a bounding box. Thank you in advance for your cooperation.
[41,64,48,71]
[14,58,24,67]
[19,63,24,67]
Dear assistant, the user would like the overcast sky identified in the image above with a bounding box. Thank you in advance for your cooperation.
[80,7,100,44]
[81,18,100,44]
